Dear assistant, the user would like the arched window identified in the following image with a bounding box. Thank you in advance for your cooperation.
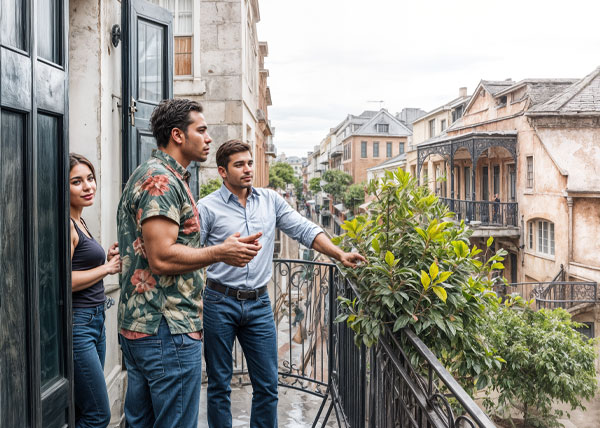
[527,219,555,256]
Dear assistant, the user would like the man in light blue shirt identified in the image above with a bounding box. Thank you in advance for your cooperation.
[197,140,365,428]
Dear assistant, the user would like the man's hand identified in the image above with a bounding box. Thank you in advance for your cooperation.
[219,232,263,267]
[339,251,367,268]
[107,242,119,261]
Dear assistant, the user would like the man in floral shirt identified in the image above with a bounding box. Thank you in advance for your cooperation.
[117,99,262,428]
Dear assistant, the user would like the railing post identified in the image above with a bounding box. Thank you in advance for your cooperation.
[328,264,335,388]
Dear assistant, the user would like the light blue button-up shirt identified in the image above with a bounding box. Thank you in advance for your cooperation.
[197,184,323,289]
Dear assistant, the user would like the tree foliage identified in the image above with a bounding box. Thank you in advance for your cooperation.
[269,162,299,190]
[483,297,597,427]
[268,170,285,190]
[332,168,504,390]
[309,177,321,194]
[321,169,353,202]
[198,178,222,199]
[332,167,597,422]
[343,182,366,212]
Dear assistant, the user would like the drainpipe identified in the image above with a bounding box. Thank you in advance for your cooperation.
[567,196,573,279]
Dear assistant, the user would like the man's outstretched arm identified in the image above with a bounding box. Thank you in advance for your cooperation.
[311,232,366,268]
[142,216,262,275]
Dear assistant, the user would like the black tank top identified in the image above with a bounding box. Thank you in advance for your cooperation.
[71,219,106,308]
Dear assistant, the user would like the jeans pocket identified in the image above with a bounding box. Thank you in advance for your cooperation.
[172,333,203,351]
[73,311,94,326]
[258,292,271,307]
[127,339,165,380]
[203,288,225,304]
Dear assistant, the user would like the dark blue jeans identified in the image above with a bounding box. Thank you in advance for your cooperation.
[119,317,203,428]
[203,287,278,428]
[73,304,111,428]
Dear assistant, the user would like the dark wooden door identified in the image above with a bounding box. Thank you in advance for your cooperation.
[121,0,199,197]
[122,0,173,183]
[0,0,72,426]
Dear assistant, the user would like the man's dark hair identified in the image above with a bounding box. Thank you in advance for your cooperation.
[216,140,252,169]
[150,98,203,148]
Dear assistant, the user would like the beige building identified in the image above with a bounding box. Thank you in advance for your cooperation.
[149,0,275,184]
[406,68,600,333]
[341,109,411,184]
[405,88,470,189]
[254,41,276,187]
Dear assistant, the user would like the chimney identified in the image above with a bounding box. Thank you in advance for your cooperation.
[459,87,467,97]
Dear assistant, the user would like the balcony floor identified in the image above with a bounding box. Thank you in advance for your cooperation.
[198,384,338,427]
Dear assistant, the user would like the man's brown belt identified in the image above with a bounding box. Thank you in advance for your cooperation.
[206,278,267,301]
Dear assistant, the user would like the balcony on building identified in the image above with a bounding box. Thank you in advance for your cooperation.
[329,143,343,157]
[318,151,329,165]
[417,131,519,238]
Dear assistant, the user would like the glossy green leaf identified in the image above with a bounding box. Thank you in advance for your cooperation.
[384,251,395,267]
[429,262,439,280]
[420,270,431,290]
[432,286,447,302]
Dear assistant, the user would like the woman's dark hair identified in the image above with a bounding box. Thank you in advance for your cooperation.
[216,140,252,169]
[69,153,96,181]
[150,98,203,148]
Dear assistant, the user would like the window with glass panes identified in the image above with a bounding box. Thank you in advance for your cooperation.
[361,141,367,158]
[373,141,379,157]
[536,220,555,256]
[528,221,534,249]
[386,142,392,157]
[526,156,534,188]
[399,142,405,154]
[149,0,193,76]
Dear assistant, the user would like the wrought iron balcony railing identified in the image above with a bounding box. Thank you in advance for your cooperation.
[503,280,598,310]
[439,198,518,227]
[503,266,598,311]
[227,259,497,427]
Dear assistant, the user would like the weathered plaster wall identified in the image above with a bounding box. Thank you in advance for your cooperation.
[572,199,600,277]
[68,0,125,423]
[533,125,600,192]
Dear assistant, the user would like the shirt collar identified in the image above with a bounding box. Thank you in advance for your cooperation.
[151,149,190,182]
[218,183,259,203]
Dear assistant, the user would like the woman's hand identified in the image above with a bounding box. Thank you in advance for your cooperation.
[105,254,122,275]
[107,242,119,261]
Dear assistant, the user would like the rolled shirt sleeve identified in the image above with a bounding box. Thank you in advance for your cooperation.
[273,192,323,248]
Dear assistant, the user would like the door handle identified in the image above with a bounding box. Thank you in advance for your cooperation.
[129,97,138,127]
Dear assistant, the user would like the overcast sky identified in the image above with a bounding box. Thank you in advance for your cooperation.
[257,0,600,158]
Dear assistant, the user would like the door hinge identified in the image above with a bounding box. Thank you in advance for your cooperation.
[129,97,137,127]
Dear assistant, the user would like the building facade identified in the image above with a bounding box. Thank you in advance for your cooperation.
[149,0,274,184]
[0,0,273,425]
[406,68,600,299]
[341,109,412,184]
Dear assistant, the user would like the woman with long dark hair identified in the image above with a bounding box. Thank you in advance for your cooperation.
[69,153,120,427]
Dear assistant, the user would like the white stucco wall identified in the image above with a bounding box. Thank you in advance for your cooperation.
[69,0,125,423]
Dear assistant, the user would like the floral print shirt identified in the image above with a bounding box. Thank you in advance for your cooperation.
[117,150,203,334]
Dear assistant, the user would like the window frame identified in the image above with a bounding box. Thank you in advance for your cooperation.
[399,142,405,154]
[148,0,194,77]
[526,156,534,188]
[360,141,367,158]
[373,141,379,158]
[528,219,555,257]
[377,123,389,133]
[386,141,392,158]
[428,119,435,138]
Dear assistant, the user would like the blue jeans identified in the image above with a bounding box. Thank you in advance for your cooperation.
[119,317,203,428]
[203,287,278,428]
[73,304,111,428]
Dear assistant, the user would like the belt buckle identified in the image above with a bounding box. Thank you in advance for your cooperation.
[236,289,248,301]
